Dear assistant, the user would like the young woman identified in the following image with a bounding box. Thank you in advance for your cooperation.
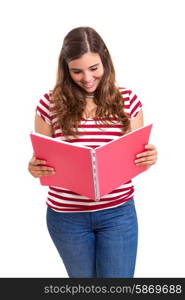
[28,26,158,278]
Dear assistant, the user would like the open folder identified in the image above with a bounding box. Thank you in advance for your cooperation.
[30,124,153,201]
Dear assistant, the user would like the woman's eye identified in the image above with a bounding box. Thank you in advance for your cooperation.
[73,68,97,74]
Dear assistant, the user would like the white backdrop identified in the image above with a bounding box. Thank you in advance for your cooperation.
[0,0,184,277]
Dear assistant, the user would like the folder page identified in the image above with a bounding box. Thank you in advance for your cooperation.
[95,124,153,198]
[30,133,96,199]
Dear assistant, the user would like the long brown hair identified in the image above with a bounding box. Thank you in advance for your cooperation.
[50,26,130,139]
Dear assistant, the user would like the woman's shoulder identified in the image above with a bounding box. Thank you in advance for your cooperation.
[118,86,141,103]
[46,89,54,99]
[118,86,132,96]
[118,86,132,105]
[38,89,54,106]
[118,86,143,118]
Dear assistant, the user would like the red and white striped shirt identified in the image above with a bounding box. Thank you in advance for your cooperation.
[35,87,143,212]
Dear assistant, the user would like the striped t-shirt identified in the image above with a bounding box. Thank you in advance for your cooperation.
[35,87,143,212]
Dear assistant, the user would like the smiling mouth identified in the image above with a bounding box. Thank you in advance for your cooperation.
[82,80,96,88]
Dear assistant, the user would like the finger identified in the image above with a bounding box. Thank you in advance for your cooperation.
[30,159,47,166]
[136,150,156,158]
[135,155,157,164]
[30,166,55,171]
[145,144,156,150]
[31,170,55,177]
[135,160,156,166]
[39,170,56,176]
[136,159,156,166]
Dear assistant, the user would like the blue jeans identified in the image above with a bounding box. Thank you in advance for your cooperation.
[46,198,138,278]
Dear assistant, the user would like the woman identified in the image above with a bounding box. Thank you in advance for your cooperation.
[28,26,158,278]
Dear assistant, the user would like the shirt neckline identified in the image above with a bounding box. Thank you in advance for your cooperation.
[81,117,96,120]
[80,116,118,121]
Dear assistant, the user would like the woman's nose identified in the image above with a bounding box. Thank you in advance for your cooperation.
[82,72,93,83]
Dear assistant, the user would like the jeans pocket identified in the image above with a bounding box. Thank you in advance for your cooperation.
[46,207,63,233]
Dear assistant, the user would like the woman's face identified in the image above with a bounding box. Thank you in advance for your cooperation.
[68,52,104,93]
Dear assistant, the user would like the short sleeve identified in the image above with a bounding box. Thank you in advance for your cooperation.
[35,92,52,125]
[119,87,143,119]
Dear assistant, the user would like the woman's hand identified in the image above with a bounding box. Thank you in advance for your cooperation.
[28,155,55,178]
[134,144,158,169]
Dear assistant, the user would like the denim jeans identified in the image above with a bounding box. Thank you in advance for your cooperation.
[46,198,138,278]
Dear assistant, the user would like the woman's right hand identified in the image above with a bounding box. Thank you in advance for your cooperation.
[28,155,55,178]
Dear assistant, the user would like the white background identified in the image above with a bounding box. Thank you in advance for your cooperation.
[0,0,185,277]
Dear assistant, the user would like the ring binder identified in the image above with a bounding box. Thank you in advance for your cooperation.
[30,124,153,201]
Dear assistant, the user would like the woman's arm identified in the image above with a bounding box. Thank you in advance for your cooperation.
[130,110,144,131]
[34,114,53,136]
[28,114,55,177]
[130,110,158,168]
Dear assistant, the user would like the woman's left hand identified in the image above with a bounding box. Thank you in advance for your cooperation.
[134,144,158,168]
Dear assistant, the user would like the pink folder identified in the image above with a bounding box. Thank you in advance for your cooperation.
[30,124,153,201]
